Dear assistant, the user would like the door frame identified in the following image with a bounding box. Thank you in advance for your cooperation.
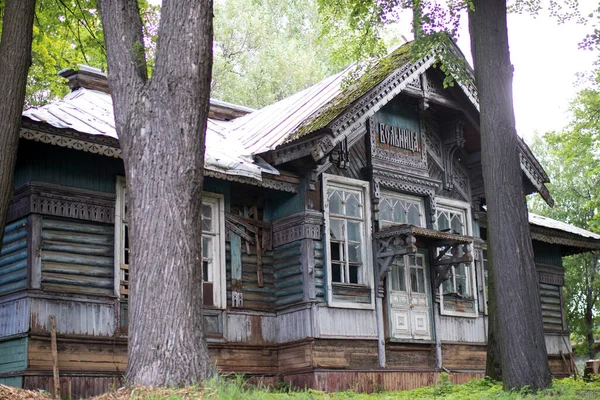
[386,248,435,343]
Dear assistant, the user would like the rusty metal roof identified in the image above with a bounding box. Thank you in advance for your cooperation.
[22,88,269,181]
[529,213,600,240]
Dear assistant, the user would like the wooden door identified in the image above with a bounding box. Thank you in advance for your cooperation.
[388,253,432,341]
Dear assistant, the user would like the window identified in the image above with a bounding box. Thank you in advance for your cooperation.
[435,199,478,316]
[200,194,226,308]
[114,179,226,320]
[323,174,373,308]
[380,191,425,228]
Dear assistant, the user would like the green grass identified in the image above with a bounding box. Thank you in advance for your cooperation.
[97,375,600,399]
[203,375,600,400]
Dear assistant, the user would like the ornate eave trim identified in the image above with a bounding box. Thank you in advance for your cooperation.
[204,170,298,193]
[375,223,473,244]
[272,211,323,247]
[8,181,116,224]
[478,212,600,251]
[20,124,298,193]
[20,126,122,158]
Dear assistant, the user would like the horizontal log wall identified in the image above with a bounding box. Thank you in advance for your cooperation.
[314,240,325,300]
[40,218,114,297]
[386,343,435,369]
[273,241,303,307]
[540,283,563,331]
[441,343,486,371]
[0,218,28,296]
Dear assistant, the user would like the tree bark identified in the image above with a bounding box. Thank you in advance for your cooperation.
[98,0,215,386]
[484,247,502,381]
[469,0,551,390]
[0,0,36,245]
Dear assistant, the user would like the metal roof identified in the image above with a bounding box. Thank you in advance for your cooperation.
[529,213,600,240]
[22,88,269,181]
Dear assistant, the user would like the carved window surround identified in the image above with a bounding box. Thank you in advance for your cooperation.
[272,211,323,248]
[8,182,116,224]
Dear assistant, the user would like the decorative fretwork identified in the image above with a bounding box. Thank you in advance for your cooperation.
[432,243,473,288]
[442,118,466,192]
[329,137,349,169]
[272,211,323,247]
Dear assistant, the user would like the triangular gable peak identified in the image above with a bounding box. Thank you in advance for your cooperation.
[259,41,552,206]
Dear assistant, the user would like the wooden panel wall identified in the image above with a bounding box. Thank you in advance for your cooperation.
[534,241,563,267]
[277,307,313,343]
[0,337,28,374]
[23,375,122,399]
[386,343,435,369]
[279,341,312,373]
[0,218,28,296]
[210,344,278,375]
[438,315,487,343]
[274,241,303,307]
[312,339,378,369]
[0,376,23,388]
[540,283,563,331]
[40,217,114,296]
[441,343,486,371]
[0,295,29,337]
[317,307,378,339]
[28,336,127,373]
[326,137,368,181]
[225,312,277,344]
[14,140,124,193]
[29,296,116,336]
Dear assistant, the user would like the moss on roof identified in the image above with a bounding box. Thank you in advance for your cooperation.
[285,42,415,142]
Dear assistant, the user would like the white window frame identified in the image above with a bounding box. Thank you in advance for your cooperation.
[435,198,478,317]
[114,178,226,309]
[201,193,226,309]
[379,190,426,228]
[323,174,374,309]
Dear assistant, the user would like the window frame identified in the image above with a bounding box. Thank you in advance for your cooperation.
[323,174,374,309]
[435,198,479,318]
[379,190,426,228]
[114,178,226,309]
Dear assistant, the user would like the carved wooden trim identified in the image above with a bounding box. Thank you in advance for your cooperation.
[272,211,323,247]
[8,182,116,224]
[20,127,122,158]
[372,169,441,200]
[538,272,564,286]
[368,118,428,171]
[204,170,298,193]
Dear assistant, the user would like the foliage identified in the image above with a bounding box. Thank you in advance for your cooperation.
[529,87,600,357]
[211,0,359,109]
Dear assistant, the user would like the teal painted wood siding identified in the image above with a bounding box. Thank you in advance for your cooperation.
[0,218,28,295]
[0,376,23,388]
[15,141,124,193]
[41,217,114,296]
[0,337,27,374]
[533,241,563,267]
[273,241,303,307]
[314,240,325,300]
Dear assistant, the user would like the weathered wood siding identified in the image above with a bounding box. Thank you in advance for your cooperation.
[29,296,116,336]
[277,307,313,343]
[274,241,303,307]
[0,218,28,295]
[386,343,435,369]
[326,137,368,181]
[225,311,277,344]
[540,283,563,331]
[316,307,377,339]
[210,344,278,375]
[23,376,122,399]
[534,241,563,267]
[0,376,23,388]
[545,333,571,356]
[438,315,487,343]
[279,341,312,373]
[314,240,325,300]
[441,343,486,371]
[28,336,127,372]
[313,339,378,369]
[0,337,28,374]
[40,218,114,296]
[14,141,124,193]
[0,295,29,337]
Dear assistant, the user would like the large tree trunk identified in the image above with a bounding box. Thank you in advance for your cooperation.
[0,0,36,244]
[484,247,502,381]
[98,0,215,386]
[469,0,551,390]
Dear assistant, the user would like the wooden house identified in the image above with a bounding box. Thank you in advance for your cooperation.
[1,43,600,397]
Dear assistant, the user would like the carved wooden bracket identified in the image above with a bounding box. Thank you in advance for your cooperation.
[329,137,349,169]
[374,226,419,297]
[432,243,473,288]
[442,119,466,191]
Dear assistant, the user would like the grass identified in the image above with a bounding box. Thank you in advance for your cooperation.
[84,374,600,399]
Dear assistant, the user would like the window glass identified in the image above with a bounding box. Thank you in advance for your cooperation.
[379,192,425,228]
[391,262,406,292]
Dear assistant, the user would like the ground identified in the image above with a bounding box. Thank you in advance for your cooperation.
[2,376,600,400]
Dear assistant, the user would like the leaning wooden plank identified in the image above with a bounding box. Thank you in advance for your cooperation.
[49,315,60,399]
